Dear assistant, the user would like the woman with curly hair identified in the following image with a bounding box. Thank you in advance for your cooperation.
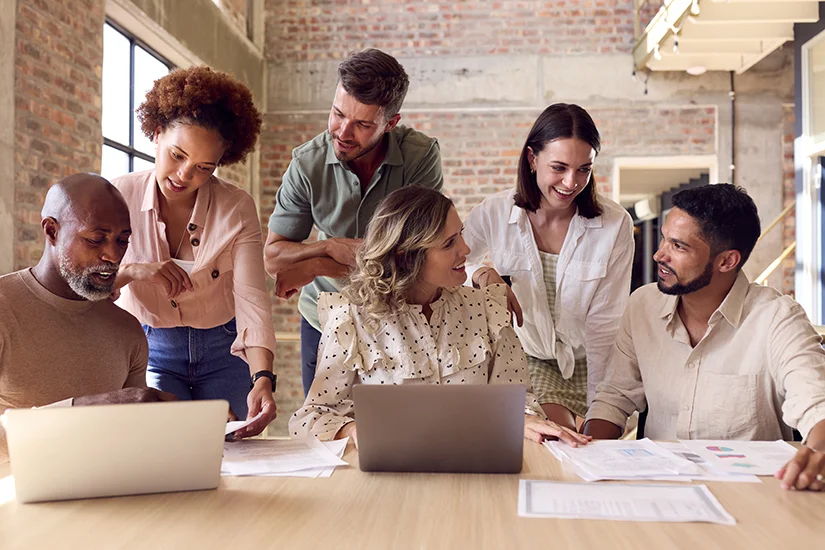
[288,186,590,448]
[112,66,276,438]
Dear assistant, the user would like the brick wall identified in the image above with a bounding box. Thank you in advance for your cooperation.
[14,0,105,269]
[217,156,252,192]
[265,0,635,62]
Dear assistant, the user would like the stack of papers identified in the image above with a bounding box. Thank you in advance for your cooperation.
[544,438,765,483]
[518,480,736,525]
[222,437,349,478]
[544,438,704,481]
[676,440,797,476]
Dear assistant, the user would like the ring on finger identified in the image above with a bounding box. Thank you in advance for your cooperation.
[817,473,824,483]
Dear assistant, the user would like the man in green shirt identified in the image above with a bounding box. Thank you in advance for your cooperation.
[265,48,444,395]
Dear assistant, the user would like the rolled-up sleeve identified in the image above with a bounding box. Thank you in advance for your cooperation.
[771,300,825,439]
[229,194,277,361]
[268,159,314,241]
[586,304,646,430]
[406,139,443,192]
[583,210,634,404]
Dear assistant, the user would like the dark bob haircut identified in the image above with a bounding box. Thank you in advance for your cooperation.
[671,183,761,270]
[338,49,410,120]
[514,103,602,218]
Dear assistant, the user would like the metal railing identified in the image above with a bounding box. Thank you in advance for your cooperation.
[754,201,796,286]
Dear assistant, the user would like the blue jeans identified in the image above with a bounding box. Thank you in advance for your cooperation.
[143,319,250,418]
[301,317,322,396]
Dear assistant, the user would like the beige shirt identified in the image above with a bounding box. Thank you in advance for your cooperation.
[112,171,276,362]
[587,272,825,441]
[0,269,148,462]
[289,284,543,440]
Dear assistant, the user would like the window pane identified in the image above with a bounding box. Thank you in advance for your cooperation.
[102,24,131,145]
[133,47,169,156]
[132,156,155,173]
[101,145,129,181]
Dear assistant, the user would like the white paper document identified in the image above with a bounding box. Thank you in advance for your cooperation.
[225,411,266,436]
[222,437,348,476]
[518,480,736,525]
[544,438,703,481]
[656,442,761,483]
[678,440,797,476]
[252,438,349,478]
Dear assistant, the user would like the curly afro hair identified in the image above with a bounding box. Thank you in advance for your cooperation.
[137,66,262,166]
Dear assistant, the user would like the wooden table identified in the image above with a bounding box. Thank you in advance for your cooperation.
[1,442,823,549]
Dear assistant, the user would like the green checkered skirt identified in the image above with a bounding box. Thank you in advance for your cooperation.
[525,354,588,418]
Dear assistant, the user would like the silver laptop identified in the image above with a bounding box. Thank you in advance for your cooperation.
[3,400,227,503]
[353,384,525,474]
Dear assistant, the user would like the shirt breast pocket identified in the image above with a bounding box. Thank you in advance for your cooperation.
[210,251,234,310]
[696,372,759,439]
[561,260,607,313]
[492,251,531,283]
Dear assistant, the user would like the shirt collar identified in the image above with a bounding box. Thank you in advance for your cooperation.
[658,270,750,328]
[140,171,159,212]
[507,200,602,228]
[714,270,750,328]
[324,131,401,167]
[189,178,213,229]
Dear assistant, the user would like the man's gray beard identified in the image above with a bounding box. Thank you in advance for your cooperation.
[57,249,118,301]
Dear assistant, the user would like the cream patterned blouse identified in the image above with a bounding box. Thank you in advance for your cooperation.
[289,284,544,440]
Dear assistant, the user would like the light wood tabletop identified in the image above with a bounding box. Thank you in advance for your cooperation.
[0,441,823,550]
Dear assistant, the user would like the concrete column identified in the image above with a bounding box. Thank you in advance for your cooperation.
[0,0,15,274]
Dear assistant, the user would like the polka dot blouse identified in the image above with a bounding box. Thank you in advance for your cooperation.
[289,284,543,441]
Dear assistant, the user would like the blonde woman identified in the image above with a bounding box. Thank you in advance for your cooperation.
[289,186,590,448]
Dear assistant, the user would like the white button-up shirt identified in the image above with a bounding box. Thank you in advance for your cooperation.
[587,273,825,441]
[464,190,634,403]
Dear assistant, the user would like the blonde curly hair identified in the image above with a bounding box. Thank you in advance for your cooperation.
[342,186,453,322]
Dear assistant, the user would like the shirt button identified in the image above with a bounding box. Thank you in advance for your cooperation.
[171,300,177,308]
[188,223,197,232]
[682,405,690,412]
[211,269,219,279]
[191,238,200,247]
[687,362,695,369]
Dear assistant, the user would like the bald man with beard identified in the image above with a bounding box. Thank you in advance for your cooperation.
[0,173,174,462]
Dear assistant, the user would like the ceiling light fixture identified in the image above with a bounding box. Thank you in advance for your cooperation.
[653,45,663,61]
[689,0,700,17]
[686,65,707,76]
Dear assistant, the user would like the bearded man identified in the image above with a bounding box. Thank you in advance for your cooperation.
[0,173,173,462]
[583,183,825,492]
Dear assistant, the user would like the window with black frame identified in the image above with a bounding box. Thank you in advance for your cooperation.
[101,21,173,180]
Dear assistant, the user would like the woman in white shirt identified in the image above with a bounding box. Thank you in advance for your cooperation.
[464,103,634,431]
[289,186,590,448]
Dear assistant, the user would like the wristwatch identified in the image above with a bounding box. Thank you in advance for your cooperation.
[251,370,277,392]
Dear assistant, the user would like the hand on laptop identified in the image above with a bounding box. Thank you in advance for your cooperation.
[524,415,591,447]
[73,387,178,407]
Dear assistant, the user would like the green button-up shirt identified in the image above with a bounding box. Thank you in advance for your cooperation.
[268,125,443,330]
